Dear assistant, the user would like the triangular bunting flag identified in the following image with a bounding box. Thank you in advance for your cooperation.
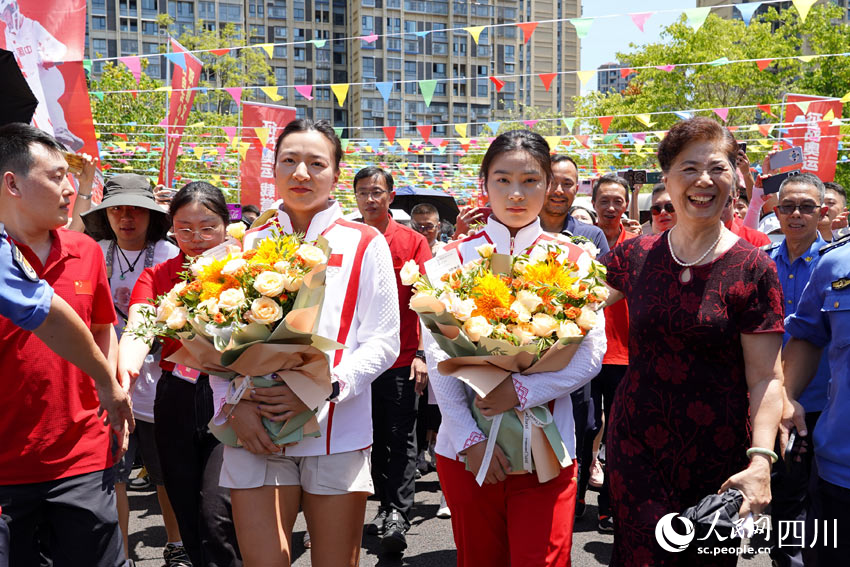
[620,67,633,78]
[383,126,397,145]
[795,101,812,113]
[635,114,654,128]
[257,43,274,58]
[224,87,242,107]
[366,139,383,151]
[222,127,237,146]
[162,52,187,71]
[517,22,538,44]
[683,7,711,31]
[673,111,693,121]
[797,55,816,63]
[465,26,486,44]
[569,18,593,39]
[656,65,675,72]
[92,91,105,101]
[630,12,652,32]
[736,2,761,25]
[598,116,613,135]
[361,34,379,43]
[539,73,557,91]
[709,57,730,66]
[823,108,835,121]
[575,135,590,148]
[713,107,729,121]
[523,120,538,129]
[430,138,445,148]
[417,125,432,143]
[311,39,327,48]
[237,141,252,160]
[758,124,774,137]
[260,86,282,101]
[334,127,343,137]
[295,85,314,100]
[576,70,595,86]
[397,139,412,152]
[486,121,501,134]
[455,123,468,137]
[544,136,561,151]
[210,48,230,56]
[414,31,429,38]
[756,59,773,71]
[792,0,818,22]
[376,81,394,102]
[562,117,575,132]
[489,76,505,92]
[119,56,141,84]
[254,127,270,147]
[83,59,92,75]
[331,83,349,106]
[419,79,437,107]
[340,139,350,151]
[840,91,850,103]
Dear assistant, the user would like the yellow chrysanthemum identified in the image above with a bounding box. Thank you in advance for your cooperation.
[470,273,513,320]
[197,257,240,300]
[249,235,300,267]
[520,261,577,290]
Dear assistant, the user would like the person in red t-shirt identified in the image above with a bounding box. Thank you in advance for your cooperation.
[0,123,132,567]
[353,166,432,553]
[590,174,639,532]
[724,193,771,247]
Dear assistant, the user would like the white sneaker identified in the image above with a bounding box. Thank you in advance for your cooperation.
[589,457,604,488]
[436,495,451,519]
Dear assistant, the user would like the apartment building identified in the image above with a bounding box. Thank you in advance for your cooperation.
[695,0,849,22]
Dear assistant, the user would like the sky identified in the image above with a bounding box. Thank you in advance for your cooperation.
[580,0,690,93]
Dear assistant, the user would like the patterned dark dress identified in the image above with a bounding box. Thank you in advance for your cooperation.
[601,232,785,567]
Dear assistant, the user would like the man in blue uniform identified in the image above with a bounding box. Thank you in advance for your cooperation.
[763,173,830,566]
[782,231,850,564]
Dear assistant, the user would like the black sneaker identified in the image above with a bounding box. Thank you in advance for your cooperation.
[365,508,388,536]
[163,543,193,566]
[380,510,408,554]
[575,499,586,518]
[598,515,614,533]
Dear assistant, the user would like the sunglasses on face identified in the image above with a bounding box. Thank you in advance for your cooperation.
[776,203,819,215]
[650,203,675,216]
[413,222,439,232]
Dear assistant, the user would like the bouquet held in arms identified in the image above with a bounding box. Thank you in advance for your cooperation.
[133,228,342,448]
[403,241,607,485]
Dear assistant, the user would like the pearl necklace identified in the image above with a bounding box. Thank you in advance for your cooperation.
[667,224,723,283]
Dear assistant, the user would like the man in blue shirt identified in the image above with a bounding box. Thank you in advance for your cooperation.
[782,229,850,564]
[763,173,830,566]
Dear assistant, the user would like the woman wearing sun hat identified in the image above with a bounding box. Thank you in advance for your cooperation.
[80,174,191,567]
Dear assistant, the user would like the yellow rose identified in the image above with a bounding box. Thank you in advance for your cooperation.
[530,313,559,337]
[509,300,532,323]
[253,271,287,297]
[576,306,598,332]
[244,297,284,325]
[226,222,246,241]
[296,244,327,268]
[400,259,420,286]
[476,243,495,258]
[217,288,246,311]
[156,298,178,322]
[166,306,189,330]
[556,321,583,339]
[221,258,247,276]
[463,316,494,342]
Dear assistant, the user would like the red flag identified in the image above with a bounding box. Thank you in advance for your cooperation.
[210,48,230,56]
[539,73,557,91]
[490,76,505,92]
[239,102,296,208]
[758,103,775,117]
[619,67,633,78]
[517,22,539,44]
[159,38,203,187]
[383,126,397,144]
[756,59,773,71]
[417,125,432,143]
[598,116,613,135]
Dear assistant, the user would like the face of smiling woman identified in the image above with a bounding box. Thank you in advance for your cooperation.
[274,129,339,218]
[484,150,549,236]
[662,139,735,228]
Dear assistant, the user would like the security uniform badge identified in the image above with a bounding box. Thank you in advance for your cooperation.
[10,240,39,282]
[832,278,850,291]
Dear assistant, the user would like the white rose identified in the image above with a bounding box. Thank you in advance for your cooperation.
[196,298,219,321]
[476,243,495,258]
[530,313,559,337]
[557,321,583,339]
[574,240,599,259]
[190,255,215,277]
[273,260,289,273]
[590,285,610,303]
[253,271,287,297]
[528,245,549,264]
[221,258,247,276]
[509,300,532,323]
[226,222,246,241]
[463,316,494,342]
[509,324,536,346]
[296,244,327,268]
[445,294,476,322]
[400,259,420,286]
[516,289,543,312]
[166,306,189,330]
[576,306,598,332]
[282,272,303,292]
[156,298,178,322]
[217,288,246,311]
[244,297,284,325]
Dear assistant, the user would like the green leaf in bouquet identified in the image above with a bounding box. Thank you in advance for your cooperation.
[476,336,539,357]
[264,409,320,445]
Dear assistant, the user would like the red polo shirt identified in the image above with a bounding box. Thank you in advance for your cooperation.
[728,216,770,247]
[378,218,432,368]
[602,225,637,365]
[0,229,116,485]
[130,253,187,372]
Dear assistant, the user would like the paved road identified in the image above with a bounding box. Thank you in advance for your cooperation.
[127,470,772,567]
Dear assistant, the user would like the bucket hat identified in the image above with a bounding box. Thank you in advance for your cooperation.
[80,174,168,237]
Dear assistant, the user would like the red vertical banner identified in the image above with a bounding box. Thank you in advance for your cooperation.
[159,38,202,187]
[239,102,296,209]
[784,94,843,183]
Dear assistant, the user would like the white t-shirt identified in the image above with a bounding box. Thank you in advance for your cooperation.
[99,239,180,422]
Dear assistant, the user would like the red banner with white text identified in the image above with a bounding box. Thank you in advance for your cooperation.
[784,93,843,183]
[239,102,296,209]
[159,38,203,187]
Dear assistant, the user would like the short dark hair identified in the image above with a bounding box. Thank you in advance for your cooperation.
[353,166,394,192]
[0,123,65,179]
[550,154,578,171]
[824,181,847,207]
[480,130,553,187]
[411,202,439,218]
[657,117,738,173]
[780,172,825,203]
[650,183,667,198]
[274,119,342,171]
[241,204,260,216]
[169,181,230,226]
[592,173,630,204]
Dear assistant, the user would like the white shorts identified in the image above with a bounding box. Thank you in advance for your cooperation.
[220,445,374,495]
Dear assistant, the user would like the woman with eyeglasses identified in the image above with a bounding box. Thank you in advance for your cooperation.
[599,118,785,566]
[118,182,242,567]
[649,183,677,234]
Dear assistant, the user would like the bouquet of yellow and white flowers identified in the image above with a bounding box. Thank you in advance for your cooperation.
[135,228,340,447]
[403,241,607,484]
